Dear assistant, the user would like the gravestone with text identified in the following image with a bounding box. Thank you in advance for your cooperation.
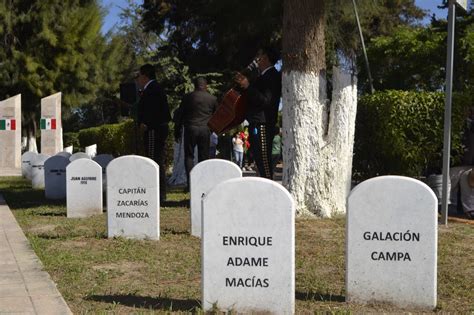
[67,159,102,218]
[107,155,160,240]
[0,94,21,170]
[21,151,37,180]
[202,177,295,314]
[346,176,437,309]
[190,159,242,237]
[56,151,72,159]
[41,93,62,155]
[31,154,51,189]
[70,152,91,162]
[44,156,69,199]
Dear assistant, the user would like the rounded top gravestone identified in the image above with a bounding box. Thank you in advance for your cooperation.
[93,154,114,171]
[44,155,69,199]
[346,175,438,309]
[190,159,242,237]
[202,177,295,314]
[69,152,91,162]
[107,155,160,240]
[56,151,72,158]
[21,151,37,179]
[31,154,51,189]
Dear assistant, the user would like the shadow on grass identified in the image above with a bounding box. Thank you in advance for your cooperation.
[87,294,200,311]
[2,189,65,210]
[295,290,345,302]
[162,228,189,235]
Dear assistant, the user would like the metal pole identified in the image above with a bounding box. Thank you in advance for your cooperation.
[441,0,456,226]
[352,0,374,94]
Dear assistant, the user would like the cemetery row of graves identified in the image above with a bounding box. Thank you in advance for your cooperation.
[1,94,473,313]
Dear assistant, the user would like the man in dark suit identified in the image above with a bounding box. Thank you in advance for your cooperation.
[136,64,171,201]
[235,47,282,179]
[175,77,218,186]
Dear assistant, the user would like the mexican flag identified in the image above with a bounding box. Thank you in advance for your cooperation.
[0,119,16,130]
[40,118,56,130]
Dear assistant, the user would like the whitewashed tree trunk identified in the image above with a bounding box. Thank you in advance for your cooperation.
[27,134,38,153]
[282,68,357,217]
[282,0,358,217]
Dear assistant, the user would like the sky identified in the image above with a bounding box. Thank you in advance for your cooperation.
[100,1,455,34]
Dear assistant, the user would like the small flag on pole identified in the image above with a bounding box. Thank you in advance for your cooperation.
[0,119,16,130]
[40,118,56,130]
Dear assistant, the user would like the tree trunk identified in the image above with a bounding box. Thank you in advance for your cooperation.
[282,0,358,217]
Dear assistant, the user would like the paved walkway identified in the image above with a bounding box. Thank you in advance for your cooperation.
[0,195,72,314]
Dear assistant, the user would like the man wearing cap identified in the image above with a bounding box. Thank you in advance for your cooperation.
[136,63,171,202]
[174,77,218,187]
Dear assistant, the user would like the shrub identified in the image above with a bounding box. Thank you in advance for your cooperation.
[353,90,469,180]
[63,132,80,151]
[78,120,174,171]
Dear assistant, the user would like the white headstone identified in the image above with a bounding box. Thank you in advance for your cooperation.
[85,144,97,158]
[70,152,91,162]
[64,146,73,154]
[44,156,69,199]
[107,155,160,240]
[202,177,295,314]
[67,159,103,218]
[0,94,21,170]
[31,154,51,189]
[346,176,437,309]
[40,93,62,155]
[190,159,242,237]
[21,151,37,180]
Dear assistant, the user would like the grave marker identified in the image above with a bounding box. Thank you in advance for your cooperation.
[44,156,69,199]
[107,155,160,240]
[346,176,437,309]
[70,152,91,162]
[202,177,295,313]
[21,151,37,180]
[67,159,102,218]
[85,144,97,158]
[64,146,73,154]
[190,159,242,237]
[93,154,114,190]
[0,94,21,170]
[40,93,62,155]
[31,154,50,189]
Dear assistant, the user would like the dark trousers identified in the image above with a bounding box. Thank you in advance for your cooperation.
[184,126,210,185]
[249,124,274,179]
[143,125,169,200]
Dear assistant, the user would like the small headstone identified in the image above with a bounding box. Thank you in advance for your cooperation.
[107,155,160,240]
[31,154,51,189]
[64,146,73,154]
[21,151,37,180]
[85,144,97,158]
[190,159,242,237]
[40,93,62,155]
[67,159,102,218]
[70,152,91,162]
[56,151,72,158]
[0,94,21,170]
[44,156,69,199]
[346,176,437,309]
[93,154,114,190]
[202,177,295,313]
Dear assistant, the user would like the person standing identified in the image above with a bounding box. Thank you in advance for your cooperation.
[234,47,281,179]
[174,77,218,186]
[232,132,244,168]
[136,64,171,202]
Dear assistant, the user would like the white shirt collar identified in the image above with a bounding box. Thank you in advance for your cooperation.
[143,79,155,90]
[261,66,274,76]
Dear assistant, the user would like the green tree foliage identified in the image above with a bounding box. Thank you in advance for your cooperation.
[0,0,135,133]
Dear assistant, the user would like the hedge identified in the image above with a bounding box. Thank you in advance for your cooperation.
[78,119,175,170]
[353,90,470,179]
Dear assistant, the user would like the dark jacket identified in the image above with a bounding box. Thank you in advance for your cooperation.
[177,90,217,128]
[137,80,171,129]
[245,67,282,126]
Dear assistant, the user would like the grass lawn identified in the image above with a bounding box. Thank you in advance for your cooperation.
[0,176,473,313]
